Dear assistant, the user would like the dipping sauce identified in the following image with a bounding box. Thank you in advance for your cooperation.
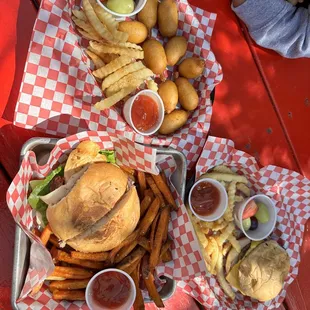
[131,95,159,132]
[191,181,220,216]
[90,271,131,309]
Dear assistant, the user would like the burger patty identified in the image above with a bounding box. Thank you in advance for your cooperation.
[50,176,65,192]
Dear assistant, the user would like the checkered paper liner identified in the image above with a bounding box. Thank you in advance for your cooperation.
[13,0,223,170]
[6,131,208,309]
[177,136,310,309]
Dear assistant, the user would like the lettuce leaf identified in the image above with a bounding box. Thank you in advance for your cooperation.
[99,150,116,164]
[28,165,64,225]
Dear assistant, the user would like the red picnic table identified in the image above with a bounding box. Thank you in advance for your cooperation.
[0,0,309,309]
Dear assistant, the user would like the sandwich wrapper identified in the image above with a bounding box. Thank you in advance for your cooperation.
[13,0,223,170]
[177,136,310,309]
[6,131,208,309]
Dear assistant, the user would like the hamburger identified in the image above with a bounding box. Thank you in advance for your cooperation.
[226,240,290,301]
[29,141,140,253]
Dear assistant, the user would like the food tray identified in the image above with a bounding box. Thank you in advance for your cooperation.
[11,137,187,309]
[14,0,223,171]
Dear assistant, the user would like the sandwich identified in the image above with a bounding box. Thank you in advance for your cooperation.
[226,240,290,301]
[28,140,140,253]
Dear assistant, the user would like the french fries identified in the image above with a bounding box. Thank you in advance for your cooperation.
[138,197,161,235]
[161,249,173,263]
[49,279,90,291]
[143,273,164,308]
[95,86,137,110]
[109,230,140,263]
[116,41,143,50]
[224,181,236,222]
[137,171,147,197]
[116,247,146,275]
[138,237,151,252]
[40,224,53,246]
[92,55,132,79]
[216,253,235,300]
[105,68,153,97]
[131,262,145,310]
[227,235,241,253]
[90,41,144,59]
[93,3,128,43]
[160,239,173,263]
[32,227,41,238]
[236,183,251,196]
[102,61,145,90]
[201,172,248,184]
[160,171,168,184]
[150,212,160,250]
[149,206,170,271]
[70,251,109,262]
[144,189,154,200]
[234,195,244,202]
[114,240,139,264]
[48,234,60,247]
[120,165,135,175]
[30,283,44,297]
[72,9,87,21]
[72,2,158,111]
[217,222,235,247]
[146,176,165,207]
[213,165,234,174]
[72,16,102,41]
[76,28,99,41]
[83,0,114,42]
[53,289,86,301]
[151,174,177,210]
[85,49,105,69]
[49,266,93,280]
[99,53,119,64]
[140,195,152,218]
[142,257,164,308]
[222,242,232,257]
[207,236,219,274]
[52,249,105,269]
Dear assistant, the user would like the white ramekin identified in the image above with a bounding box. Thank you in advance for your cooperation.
[234,194,277,241]
[188,178,228,222]
[86,268,136,310]
[123,89,164,136]
[95,0,147,18]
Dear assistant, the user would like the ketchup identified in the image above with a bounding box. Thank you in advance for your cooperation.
[131,95,159,132]
[191,182,220,216]
[90,271,131,309]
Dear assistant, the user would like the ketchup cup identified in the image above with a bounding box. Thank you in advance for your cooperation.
[86,268,136,310]
[188,178,228,222]
[123,90,164,136]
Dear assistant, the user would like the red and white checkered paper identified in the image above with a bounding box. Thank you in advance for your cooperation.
[177,136,310,309]
[6,131,208,309]
[13,0,223,170]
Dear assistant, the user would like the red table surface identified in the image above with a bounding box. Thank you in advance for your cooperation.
[0,0,309,309]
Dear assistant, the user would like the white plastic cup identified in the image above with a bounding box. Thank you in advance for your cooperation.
[123,90,165,136]
[188,178,228,222]
[95,0,147,18]
[86,268,136,310]
[234,194,277,241]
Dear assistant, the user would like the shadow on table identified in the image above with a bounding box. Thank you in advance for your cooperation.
[2,0,37,123]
